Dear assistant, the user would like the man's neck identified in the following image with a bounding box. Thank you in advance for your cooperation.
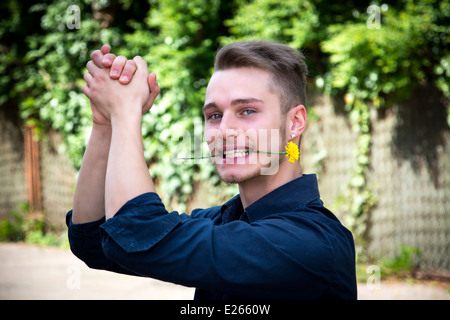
[238,165,303,209]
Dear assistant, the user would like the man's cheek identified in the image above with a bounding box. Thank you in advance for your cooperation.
[205,127,222,151]
[258,128,282,175]
[205,127,223,164]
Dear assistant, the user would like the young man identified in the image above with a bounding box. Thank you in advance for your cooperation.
[67,41,357,299]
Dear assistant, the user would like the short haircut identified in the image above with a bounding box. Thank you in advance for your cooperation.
[214,40,308,113]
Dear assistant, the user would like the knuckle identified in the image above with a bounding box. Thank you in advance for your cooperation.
[97,72,106,81]
[121,70,131,79]
[125,61,137,71]
[123,70,133,78]
[90,50,100,59]
[111,56,127,69]
[104,53,116,60]
[153,83,161,94]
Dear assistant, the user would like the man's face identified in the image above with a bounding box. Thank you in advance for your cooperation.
[203,67,287,184]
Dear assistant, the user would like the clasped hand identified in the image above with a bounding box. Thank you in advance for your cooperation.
[81,45,160,124]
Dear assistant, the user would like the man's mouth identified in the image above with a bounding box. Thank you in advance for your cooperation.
[223,148,250,159]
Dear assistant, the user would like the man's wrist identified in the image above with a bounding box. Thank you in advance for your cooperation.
[92,122,113,136]
[110,106,142,127]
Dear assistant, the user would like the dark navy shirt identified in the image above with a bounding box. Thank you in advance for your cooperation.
[67,174,357,299]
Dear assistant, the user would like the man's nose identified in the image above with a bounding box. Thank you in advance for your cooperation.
[218,112,238,139]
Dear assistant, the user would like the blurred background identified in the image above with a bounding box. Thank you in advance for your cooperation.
[0,0,449,297]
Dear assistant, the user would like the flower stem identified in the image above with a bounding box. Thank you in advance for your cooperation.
[178,150,287,160]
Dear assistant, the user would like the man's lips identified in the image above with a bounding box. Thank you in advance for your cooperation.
[223,148,250,159]
[210,146,255,159]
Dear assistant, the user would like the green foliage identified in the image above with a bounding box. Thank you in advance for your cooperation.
[0,203,68,248]
[224,0,319,48]
[381,246,421,277]
[321,0,450,107]
[356,246,421,282]
[0,203,29,242]
[1,0,121,168]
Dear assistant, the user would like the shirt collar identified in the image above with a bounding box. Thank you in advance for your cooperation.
[221,174,320,223]
[221,194,244,223]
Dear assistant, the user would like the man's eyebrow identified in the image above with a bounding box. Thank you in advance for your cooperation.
[202,102,218,113]
[231,98,264,106]
[203,98,264,112]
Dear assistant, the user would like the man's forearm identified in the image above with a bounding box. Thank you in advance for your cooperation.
[72,124,112,224]
[105,114,155,219]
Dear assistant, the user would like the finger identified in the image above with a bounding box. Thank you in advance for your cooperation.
[119,60,137,85]
[144,72,160,113]
[90,49,106,68]
[86,60,101,76]
[110,55,127,79]
[133,56,148,76]
[81,84,91,99]
[83,71,94,86]
[148,72,160,100]
[102,53,116,68]
[101,44,110,55]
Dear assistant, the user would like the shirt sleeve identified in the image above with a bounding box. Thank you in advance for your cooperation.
[66,210,139,275]
[99,192,336,299]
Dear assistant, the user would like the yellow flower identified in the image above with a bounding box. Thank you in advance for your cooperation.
[285,141,299,163]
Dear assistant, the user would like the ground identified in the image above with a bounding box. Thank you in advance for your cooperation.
[0,242,449,300]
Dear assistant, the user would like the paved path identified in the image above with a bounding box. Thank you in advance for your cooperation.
[0,243,449,300]
[0,243,194,299]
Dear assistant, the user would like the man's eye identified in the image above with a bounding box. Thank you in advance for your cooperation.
[209,113,222,120]
[242,109,255,115]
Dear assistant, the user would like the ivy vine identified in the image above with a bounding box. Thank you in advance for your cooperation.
[337,98,377,257]
[320,0,449,257]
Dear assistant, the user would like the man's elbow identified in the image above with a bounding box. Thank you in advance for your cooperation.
[68,238,114,270]
[100,236,131,270]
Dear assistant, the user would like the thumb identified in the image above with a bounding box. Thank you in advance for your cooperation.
[101,44,110,55]
[143,73,160,113]
[133,56,148,76]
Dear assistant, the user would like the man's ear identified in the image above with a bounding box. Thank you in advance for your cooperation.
[288,105,307,140]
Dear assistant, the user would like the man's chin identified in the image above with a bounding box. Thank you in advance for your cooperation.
[216,156,284,183]
[220,175,245,184]
[217,168,260,185]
